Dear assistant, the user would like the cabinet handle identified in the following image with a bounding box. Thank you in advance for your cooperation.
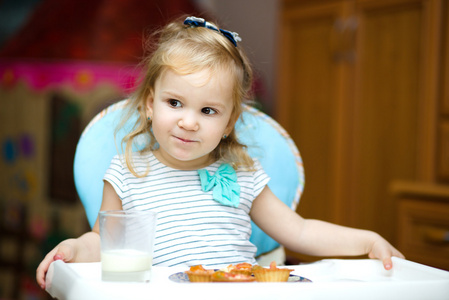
[419,225,449,244]
[331,17,358,63]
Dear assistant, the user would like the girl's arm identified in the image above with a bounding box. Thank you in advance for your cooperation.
[36,181,122,289]
[250,186,404,270]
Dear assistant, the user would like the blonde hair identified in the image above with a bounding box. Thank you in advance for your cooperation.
[118,16,255,176]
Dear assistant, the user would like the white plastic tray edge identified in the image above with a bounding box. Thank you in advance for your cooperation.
[45,258,449,300]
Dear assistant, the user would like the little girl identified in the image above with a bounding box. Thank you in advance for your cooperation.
[36,16,404,288]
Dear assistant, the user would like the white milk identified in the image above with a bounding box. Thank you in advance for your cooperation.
[101,249,153,282]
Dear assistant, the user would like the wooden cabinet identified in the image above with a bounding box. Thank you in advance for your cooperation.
[278,0,448,267]
[438,1,449,181]
[394,182,449,270]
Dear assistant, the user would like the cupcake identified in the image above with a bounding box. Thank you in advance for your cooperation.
[211,271,255,282]
[225,262,253,276]
[185,265,214,282]
[252,261,294,282]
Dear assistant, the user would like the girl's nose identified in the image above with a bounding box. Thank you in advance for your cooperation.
[177,113,199,131]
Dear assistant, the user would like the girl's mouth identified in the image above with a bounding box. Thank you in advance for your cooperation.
[176,136,196,143]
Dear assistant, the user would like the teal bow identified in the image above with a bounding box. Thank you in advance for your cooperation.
[198,164,241,208]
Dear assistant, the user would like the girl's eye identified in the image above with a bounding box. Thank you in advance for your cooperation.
[202,107,217,115]
[169,99,181,107]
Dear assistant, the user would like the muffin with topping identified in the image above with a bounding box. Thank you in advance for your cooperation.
[185,265,215,282]
[252,261,294,282]
[223,262,253,276]
[211,270,255,282]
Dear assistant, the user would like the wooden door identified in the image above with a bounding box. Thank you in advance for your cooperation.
[278,0,441,252]
[345,0,440,241]
[278,0,352,225]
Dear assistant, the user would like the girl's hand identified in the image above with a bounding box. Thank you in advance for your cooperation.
[36,239,77,289]
[367,233,405,270]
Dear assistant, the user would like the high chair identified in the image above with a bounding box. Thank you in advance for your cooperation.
[73,99,304,263]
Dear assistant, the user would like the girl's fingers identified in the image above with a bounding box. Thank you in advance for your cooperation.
[36,242,75,289]
[383,257,393,270]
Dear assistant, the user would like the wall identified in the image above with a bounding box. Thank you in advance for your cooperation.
[195,0,280,114]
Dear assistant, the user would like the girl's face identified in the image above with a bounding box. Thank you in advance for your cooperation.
[147,68,235,170]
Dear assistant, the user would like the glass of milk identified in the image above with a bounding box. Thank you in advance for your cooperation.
[99,210,157,282]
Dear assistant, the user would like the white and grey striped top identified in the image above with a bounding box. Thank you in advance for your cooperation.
[103,152,270,267]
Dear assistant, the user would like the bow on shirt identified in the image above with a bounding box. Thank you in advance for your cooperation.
[198,164,241,208]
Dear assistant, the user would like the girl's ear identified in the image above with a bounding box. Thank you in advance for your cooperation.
[224,113,239,137]
[145,91,154,118]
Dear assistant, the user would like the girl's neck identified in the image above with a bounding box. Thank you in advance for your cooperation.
[152,149,215,170]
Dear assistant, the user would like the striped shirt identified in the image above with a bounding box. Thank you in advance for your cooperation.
[103,152,270,267]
